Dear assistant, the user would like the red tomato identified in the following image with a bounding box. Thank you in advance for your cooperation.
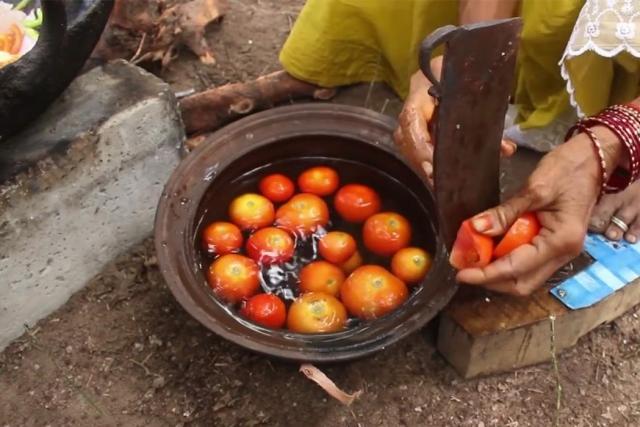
[299,261,345,297]
[201,221,243,255]
[318,231,357,264]
[334,184,381,223]
[240,293,287,329]
[340,265,408,319]
[493,212,541,259]
[287,292,347,333]
[339,250,363,275]
[449,220,494,269]
[391,247,432,284]
[259,174,295,203]
[362,212,412,257]
[228,193,275,230]
[297,166,339,196]
[246,227,295,264]
[275,193,329,236]
[207,254,260,304]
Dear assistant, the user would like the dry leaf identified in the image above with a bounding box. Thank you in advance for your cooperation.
[299,364,362,406]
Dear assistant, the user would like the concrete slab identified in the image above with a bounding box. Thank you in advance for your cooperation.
[0,60,184,350]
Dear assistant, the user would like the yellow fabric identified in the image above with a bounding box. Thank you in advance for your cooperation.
[280,0,640,129]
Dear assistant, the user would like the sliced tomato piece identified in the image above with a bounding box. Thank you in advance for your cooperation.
[449,220,494,270]
[493,212,541,259]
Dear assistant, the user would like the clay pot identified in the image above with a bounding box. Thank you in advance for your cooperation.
[155,103,457,362]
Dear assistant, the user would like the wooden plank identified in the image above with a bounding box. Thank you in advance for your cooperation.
[437,277,640,378]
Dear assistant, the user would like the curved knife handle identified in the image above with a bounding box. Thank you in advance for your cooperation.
[418,25,458,101]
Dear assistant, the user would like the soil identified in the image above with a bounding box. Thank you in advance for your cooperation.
[1,0,639,426]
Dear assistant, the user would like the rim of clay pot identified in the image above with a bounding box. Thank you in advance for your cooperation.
[154,103,458,362]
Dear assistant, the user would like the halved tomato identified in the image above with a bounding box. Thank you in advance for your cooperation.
[493,212,541,259]
[449,220,494,269]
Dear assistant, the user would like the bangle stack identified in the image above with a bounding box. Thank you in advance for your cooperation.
[565,103,640,197]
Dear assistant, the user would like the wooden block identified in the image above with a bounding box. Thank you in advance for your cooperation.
[437,278,640,378]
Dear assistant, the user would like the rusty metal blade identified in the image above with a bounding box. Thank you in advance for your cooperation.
[421,18,522,250]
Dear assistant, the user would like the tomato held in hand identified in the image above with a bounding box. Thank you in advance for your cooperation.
[363,212,412,257]
[201,221,243,255]
[287,292,347,333]
[318,231,357,264]
[229,193,275,230]
[299,261,345,296]
[240,293,287,329]
[339,250,363,275]
[275,193,329,236]
[297,166,340,196]
[340,265,408,319]
[449,220,494,269]
[259,174,295,203]
[391,247,432,284]
[207,254,260,304]
[334,184,381,223]
[246,227,295,264]
[493,212,541,259]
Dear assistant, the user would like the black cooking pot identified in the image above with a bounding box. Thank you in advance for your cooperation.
[0,0,113,139]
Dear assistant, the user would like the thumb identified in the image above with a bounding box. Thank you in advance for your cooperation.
[470,192,537,237]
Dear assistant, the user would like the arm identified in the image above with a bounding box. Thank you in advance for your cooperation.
[459,0,519,25]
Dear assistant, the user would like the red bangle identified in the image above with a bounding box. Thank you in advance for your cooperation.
[565,123,608,198]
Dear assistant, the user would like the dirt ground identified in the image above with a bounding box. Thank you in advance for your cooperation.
[1,0,640,426]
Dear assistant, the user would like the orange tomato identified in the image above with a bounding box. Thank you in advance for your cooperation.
[449,220,494,269]
[201,221,243,255]
[340,265,409,319]
[228,193,275,230]
[275,193,329,236]
[0,24,23,55]
[240,293,287,329]
[362,212,412,257]
[493,212,541,259]
[259,174,295,203]
[287,292,347,333]
[339,250,363,275]
[297,166,339,196]
[246,227,295,264]
[334,184,381,223]
[391,247,432,284]
[318,231,357,264]
[207,254,261,304]
[299,261,345,297]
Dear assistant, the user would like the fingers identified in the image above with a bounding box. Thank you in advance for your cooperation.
[500,139,517,158]
[605,204,637,241]
[469,191,538,236]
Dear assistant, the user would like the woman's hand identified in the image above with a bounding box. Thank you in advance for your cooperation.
[393,56,517,185]
[457,127,625,296]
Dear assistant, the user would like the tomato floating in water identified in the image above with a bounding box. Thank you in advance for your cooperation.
[318,231,357,264]
[449,220,494,269]
[201,221,243,255]
[246,227,295,264]
[339,250,363,275]
[275,193,329,236]
[362,212,412,257]
[259,174,295,203]
[297,166,340,196]
[340,265,408,320]
[299,261,345,297]
[391,247,432,284]
[240,293,287,329]
[207,254,260,304]
[493,212,541,259]
[334,184,381,223]
[287,292,347,333]
[228,193,275,230]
